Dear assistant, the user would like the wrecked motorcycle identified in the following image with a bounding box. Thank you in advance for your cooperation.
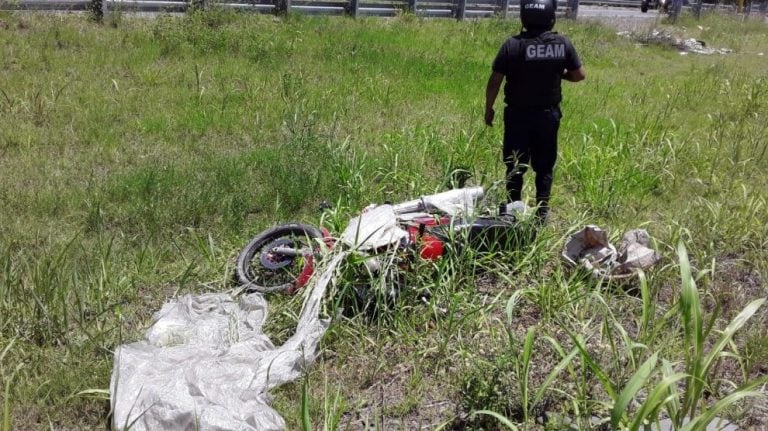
[235,187,525,294]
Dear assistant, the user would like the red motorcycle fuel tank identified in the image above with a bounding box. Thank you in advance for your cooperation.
[406,215,449,261]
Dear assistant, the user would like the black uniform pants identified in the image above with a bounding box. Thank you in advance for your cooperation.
[503,106,561,215]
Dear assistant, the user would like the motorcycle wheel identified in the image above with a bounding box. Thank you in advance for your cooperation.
[641,3,649,12]
[235,223,324,294]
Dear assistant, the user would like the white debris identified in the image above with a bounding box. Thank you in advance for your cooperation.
[341,204,409,251]
[562,226,661,280]
[677,37,732,55]
[618,29,732,55]
[110,253,347,431]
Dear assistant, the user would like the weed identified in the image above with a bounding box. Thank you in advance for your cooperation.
[0,11,767,430]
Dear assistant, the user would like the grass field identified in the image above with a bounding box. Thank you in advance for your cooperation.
[0,7,767,430]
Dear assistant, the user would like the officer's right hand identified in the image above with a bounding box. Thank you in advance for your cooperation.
[485,108,495,127]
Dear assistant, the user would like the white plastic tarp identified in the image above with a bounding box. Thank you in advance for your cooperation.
[340,187,485,251]
[340,204,409,251]
[392,187,484,217]
[422,187,483,217]
[110,252,346,431]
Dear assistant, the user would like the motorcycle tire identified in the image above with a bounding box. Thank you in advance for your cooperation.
[235,223,324,294]
[641,3,649,12]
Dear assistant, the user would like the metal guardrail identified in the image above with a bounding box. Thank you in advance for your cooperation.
[1,0,91,10]
[0,0,578,17]
[585,0,638,6]
[0,0,762,17]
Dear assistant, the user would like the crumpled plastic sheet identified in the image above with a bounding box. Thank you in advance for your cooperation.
[391,187,484,218]
[342,187,485,252]
[562,226,661,280]
[110,252,347,431]
[340,204,408,251]
[423,187,484,217]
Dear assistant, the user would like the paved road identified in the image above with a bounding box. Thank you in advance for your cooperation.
[578,5,767,25]
[579,5,657,18]
[577,5,660,29]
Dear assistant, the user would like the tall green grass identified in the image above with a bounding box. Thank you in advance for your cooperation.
[0,9,766,429]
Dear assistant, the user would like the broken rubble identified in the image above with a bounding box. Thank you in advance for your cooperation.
[562,226,661,280]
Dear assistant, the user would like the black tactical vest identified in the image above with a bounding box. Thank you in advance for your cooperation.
[499,32,573,110]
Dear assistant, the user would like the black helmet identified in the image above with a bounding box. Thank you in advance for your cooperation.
[520,0,557,31]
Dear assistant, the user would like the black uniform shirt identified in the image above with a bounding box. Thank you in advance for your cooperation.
[492,31,581,110]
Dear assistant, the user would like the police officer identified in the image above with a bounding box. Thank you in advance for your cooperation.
[485,0,585,222]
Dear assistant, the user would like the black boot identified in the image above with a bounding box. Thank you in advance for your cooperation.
[535,203,549,226]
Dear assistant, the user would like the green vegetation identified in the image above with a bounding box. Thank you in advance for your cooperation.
[0,8,766,430]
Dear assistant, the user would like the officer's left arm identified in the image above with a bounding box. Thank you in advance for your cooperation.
[562,40,585,82]
[485,72,504,126]
[563,66,585,82]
